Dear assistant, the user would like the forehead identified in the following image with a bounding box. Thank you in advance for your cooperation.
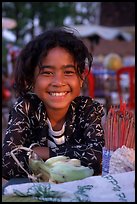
[42,47,74,61]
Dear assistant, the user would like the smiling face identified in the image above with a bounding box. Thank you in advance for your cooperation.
[33,47,83,114]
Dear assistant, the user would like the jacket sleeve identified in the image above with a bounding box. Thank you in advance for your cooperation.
[2,103,34,180]
[50,102,105,176]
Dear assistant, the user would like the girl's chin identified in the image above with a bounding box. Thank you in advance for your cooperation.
[45,103,70,110]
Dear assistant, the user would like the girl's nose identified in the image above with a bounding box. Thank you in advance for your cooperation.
[51,72,66,86]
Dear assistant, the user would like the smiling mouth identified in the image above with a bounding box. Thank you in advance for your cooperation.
[49,92,68,96]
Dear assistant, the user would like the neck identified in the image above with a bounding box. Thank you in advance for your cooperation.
[46,108,68,131]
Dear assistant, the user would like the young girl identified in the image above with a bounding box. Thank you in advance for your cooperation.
[2,27,105,184]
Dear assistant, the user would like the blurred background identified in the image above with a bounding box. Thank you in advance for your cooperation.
[2,2,135,138]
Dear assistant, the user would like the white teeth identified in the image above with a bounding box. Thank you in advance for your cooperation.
[50,92,67,96]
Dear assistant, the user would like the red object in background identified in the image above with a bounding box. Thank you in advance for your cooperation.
[2,88,11,101]
[116,66,135,110]
[85,69,95,98]
[104,103,135,151]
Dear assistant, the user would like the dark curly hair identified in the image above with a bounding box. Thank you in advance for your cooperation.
[14,26,93,96]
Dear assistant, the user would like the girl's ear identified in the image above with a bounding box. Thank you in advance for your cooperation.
[80,81,83,88]
[81,71,86,81]
[80,69,88,87]
[80,76,84,88]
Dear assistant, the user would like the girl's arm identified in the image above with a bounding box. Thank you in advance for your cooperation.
[2,106,33,180]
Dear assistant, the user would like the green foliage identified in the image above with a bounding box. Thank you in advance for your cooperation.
[2,2,97,46]
[2,2,76,42]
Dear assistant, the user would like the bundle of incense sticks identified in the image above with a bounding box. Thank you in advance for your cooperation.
[104,102,135,151]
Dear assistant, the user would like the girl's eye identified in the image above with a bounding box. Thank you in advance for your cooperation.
[40,71,53,76]
[64,70,76,75]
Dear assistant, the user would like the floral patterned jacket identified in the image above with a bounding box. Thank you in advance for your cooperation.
[2,93,105,180]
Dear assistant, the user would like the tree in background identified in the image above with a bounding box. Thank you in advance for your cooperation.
[2,2,100,69]
[2,2,100,43]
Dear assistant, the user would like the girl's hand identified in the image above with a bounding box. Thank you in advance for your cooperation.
[32,146,50,160]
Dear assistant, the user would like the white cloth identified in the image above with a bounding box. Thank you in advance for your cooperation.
[47,118,65,146]
[4,171,135,202]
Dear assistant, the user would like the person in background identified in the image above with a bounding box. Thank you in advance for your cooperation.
[2,27,105,187]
